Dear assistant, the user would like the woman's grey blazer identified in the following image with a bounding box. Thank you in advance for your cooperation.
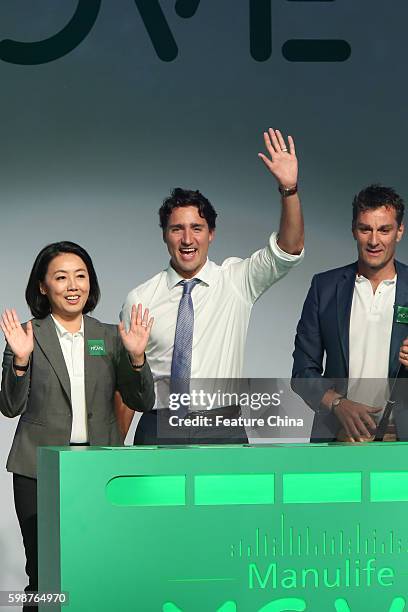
[0,314,155,478]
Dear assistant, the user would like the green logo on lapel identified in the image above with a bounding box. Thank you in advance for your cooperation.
[395,306,408,324]
[87,339,106,355]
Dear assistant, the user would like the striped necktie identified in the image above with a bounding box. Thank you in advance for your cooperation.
[170,278,200,414]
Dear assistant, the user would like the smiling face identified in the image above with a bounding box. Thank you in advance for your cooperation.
[353,206,404,277]
[39,253,90,322]
[163,205,215,278]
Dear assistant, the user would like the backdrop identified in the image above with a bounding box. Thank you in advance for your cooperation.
[1,0,407,597]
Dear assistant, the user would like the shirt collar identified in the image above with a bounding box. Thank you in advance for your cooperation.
[166,258,213,290]
[355,274,397,286]
[51,315,84,338]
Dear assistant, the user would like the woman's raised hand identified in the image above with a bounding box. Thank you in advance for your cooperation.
[118,304,154,366]
[0,309,33,363]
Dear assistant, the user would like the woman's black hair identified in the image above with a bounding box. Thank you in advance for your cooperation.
[25,241,100,318]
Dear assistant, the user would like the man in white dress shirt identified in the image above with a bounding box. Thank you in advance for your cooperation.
[292,184,408,443]
[122,128,304,444]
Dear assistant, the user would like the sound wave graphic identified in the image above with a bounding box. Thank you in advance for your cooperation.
[230,515,408,559]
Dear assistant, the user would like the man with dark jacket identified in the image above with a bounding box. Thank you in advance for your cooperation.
[292,184,408,442]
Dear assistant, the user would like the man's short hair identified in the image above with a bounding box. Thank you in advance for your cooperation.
[352,184,405,227]
[159,188,217,231]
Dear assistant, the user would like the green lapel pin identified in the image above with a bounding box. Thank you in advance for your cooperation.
[87,339,106,356]
[395,305,408,324]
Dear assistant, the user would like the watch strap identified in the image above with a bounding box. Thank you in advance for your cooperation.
[14,362,29,372]
[279,183,298,197]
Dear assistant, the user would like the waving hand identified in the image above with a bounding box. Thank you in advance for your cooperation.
[0,309,33,363]
[118,304,154,366]
[258,128,298,188]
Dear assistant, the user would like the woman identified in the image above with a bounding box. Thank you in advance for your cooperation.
[0,241,154,603]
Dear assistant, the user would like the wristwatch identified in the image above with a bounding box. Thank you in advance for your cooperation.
[278,183,298,198]
[331,394,345,412]
[13,358,29,372]
[130,354,146,370]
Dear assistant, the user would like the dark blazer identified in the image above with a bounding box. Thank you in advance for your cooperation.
[0,315,155,478]
[292,260,408,441]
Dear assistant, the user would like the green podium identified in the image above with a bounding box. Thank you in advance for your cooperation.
[38,443,408,611]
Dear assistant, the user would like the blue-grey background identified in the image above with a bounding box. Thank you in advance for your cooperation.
[1,0,407,596]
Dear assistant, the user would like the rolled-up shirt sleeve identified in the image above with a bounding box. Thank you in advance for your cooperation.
[271,232,305,263]
[230,232,304,304]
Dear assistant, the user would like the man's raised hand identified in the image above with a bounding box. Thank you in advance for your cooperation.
[258,128,298,188]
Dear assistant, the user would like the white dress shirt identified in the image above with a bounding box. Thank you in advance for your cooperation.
[51,315,88,442]
[348,275,396,420]
[121,232,303,408]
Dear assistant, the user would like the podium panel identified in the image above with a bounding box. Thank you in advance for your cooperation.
[38,443,408,611]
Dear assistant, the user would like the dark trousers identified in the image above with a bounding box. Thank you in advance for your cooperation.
[13,473,38,612]
[134,408,248,445]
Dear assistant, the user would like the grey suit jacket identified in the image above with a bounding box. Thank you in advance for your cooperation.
[0,315,155,478]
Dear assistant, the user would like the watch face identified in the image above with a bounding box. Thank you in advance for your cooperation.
[279,185,297,197]
[331,397,341,409]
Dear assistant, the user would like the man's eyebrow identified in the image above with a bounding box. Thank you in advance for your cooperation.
[168,222,206,228]
[357,223,394,230]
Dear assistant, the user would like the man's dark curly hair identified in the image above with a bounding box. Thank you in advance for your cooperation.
[159,188,217,231]
[352,184,404,227]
